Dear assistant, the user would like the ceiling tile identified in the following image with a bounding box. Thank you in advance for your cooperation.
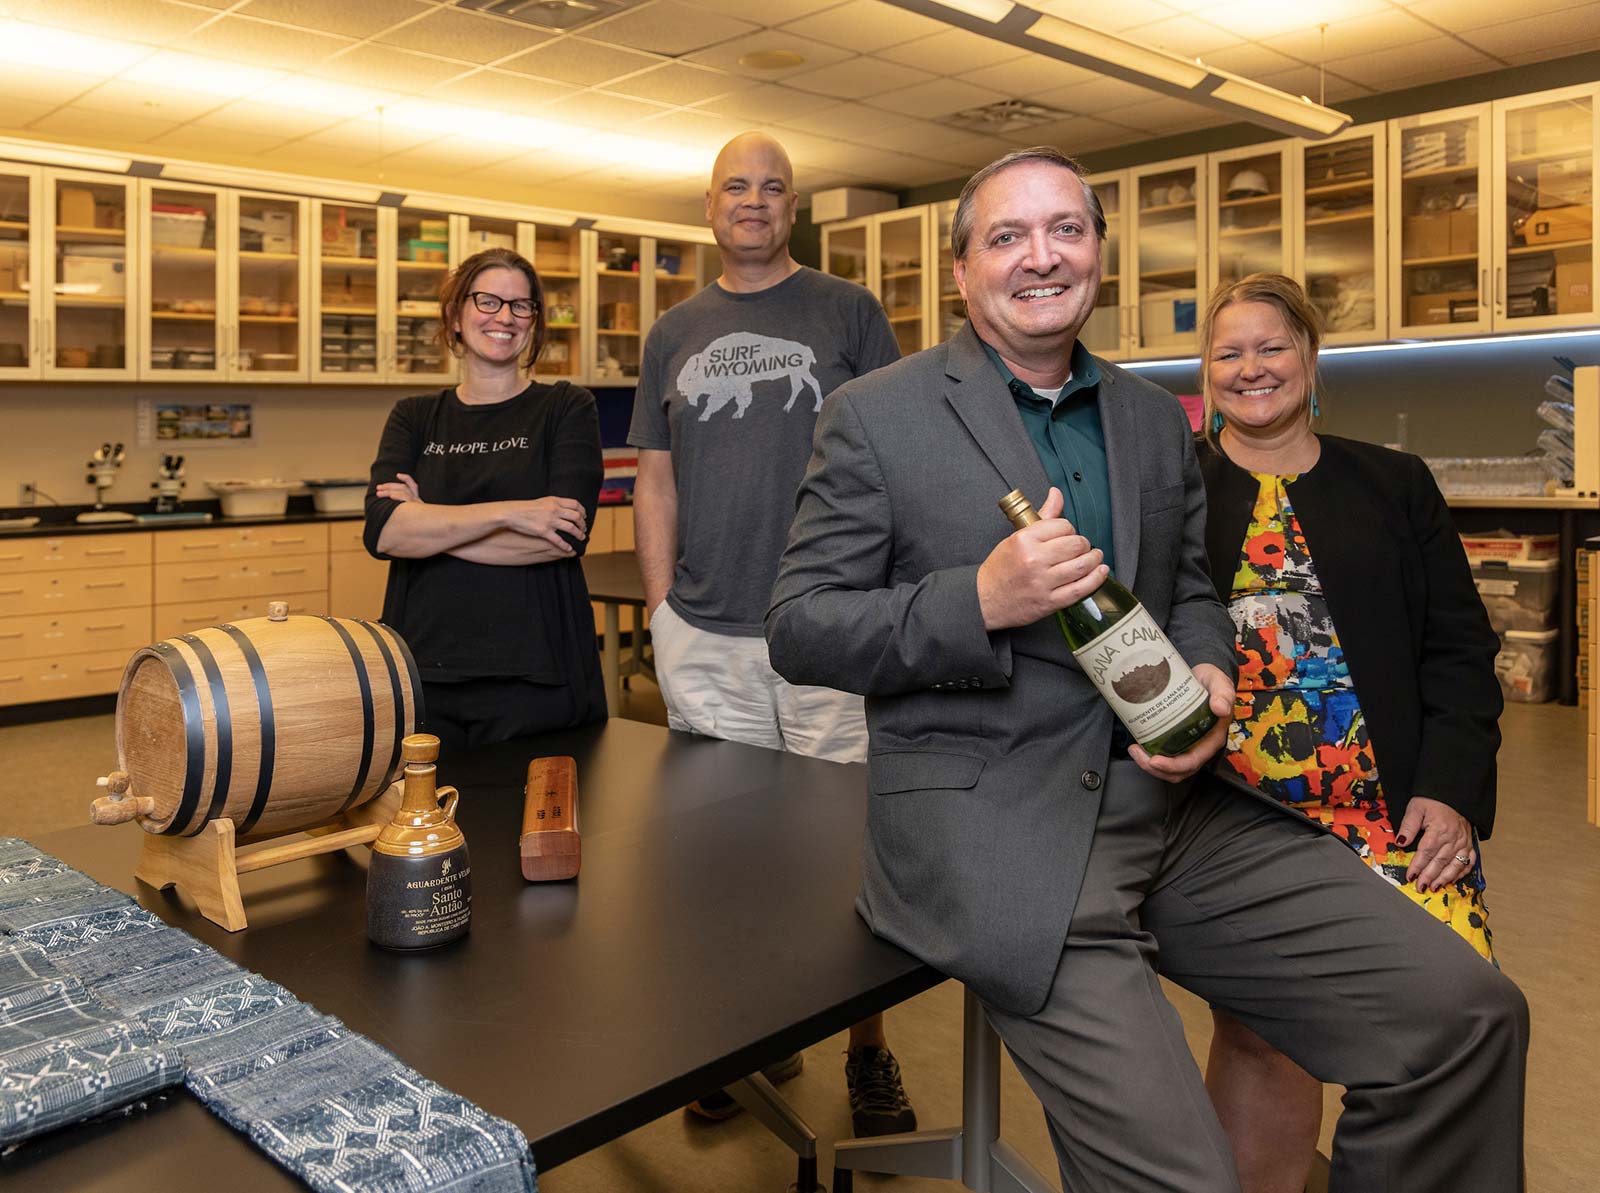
[7,0,218,45]
[1195,42,1303,76]
[376,140,529,173]
[235,0,433,41]
[29,105,181,143]
[0,99,61,129]
[1125,14,1244,55]
[583,2,758,57]
[1325,35,1497,88]
[190,101,344,138]
[875,28,1030,75]
[1261,9,1448,61]
[955,53,1100,95]
[293,118,442,155]
[1254,65,1372,103]
[1018,115,1146,155]
[0,65,106,107]
[1195,0,1390,40]
[604,63,745,104]
[678,0,841,24]
[73,79,225,123]
[692,83,841,121]
[778,102,913,140]
[1102,95,1223,135]
[498,37,660,86]
[1503,36,1600,65]
[542,91,677,130]
[150,125,292,157]
[685,30,856,79]
[176,15,353,69]
[1454,5,1600,59]
[634,107,750,149]
[1034,76,1157,114]
[777,0,948,53]
[375,8,552,64]
[426,70,572,110]
[1404,0,1590,30]
[862,77,1007,118]
[783,56,934,101]
[253,139,386,171]
[909,126,1023,166]
[315,44,473,89]
[1032,0,1189,34]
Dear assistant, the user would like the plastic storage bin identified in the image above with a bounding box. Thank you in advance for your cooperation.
[1495,628,1557,702]
[151,210,207,248]
[1473,559,1558,631]
[304,478,366,513]
[208,479,295,518]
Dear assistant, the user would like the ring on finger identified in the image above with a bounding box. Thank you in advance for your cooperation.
[1452,852,1471,866]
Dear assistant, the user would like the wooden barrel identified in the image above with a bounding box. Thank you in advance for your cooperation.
[112,613,424,837]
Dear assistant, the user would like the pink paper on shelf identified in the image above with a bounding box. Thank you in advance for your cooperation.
[1176,393,1204,432]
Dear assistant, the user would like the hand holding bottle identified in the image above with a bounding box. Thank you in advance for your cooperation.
[977,487,1108,631]
[1126,663,1233,781]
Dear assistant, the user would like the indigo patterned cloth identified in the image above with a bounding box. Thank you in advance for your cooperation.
[0,839,536,1191]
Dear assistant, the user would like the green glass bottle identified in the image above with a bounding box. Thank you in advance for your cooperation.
[999,489,1217,756]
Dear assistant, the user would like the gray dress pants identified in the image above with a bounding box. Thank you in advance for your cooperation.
[982,761,1528,1193]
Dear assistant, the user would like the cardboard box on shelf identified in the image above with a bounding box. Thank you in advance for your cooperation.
[1522,205,1593,244]
[57,186,95,227]
[1406,290,1476,325]
[418,218,449,242]
[262,232,295,255]
[1554,245,1592,314]
[1537,158,1592,207]
[600,301,639,331]
[465,229,514,252]
[1449,209,1478,254]
[61,254,125,296]
[1404,212,1452,258]
[1578,546,1592,582]
[1461,533,1559,564]
[0,244,25,292]
[1530,106,1591,157]
[321,220,360,256]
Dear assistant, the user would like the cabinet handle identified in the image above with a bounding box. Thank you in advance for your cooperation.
[1496,266,1504,307]
[85,665,122,674]
[29,317,38,362]
[271,567,307,577]
[180,615,217,624]
[0,631,22,640]
[0,553,23,562]
[182,573,221,582]
[85,621,127,631]
[0,675,21,684]
[0,587,23,596]
[181,543,221,552]
[269,537,308,546]
[1479,268,1488,307]
[84,581,126,590]
[84,547,127,557]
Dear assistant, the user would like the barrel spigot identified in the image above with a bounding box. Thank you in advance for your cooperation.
[91,771,156,825]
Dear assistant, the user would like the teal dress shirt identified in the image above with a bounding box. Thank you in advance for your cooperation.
[981,339,1114,573]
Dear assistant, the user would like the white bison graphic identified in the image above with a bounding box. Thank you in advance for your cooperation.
[676,332,823,421]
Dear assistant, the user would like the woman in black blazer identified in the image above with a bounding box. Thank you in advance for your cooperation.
[1194,274,1503,1193]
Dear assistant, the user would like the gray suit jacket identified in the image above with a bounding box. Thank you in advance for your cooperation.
[766,323,1235,1015]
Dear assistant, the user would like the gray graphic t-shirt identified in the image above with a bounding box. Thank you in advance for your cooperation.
[629,266,899,635]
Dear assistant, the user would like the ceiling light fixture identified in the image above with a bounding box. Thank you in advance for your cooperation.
[0,137,134,173]
[877,0,1351,139]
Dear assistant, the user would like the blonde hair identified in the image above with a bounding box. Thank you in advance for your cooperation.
[1199,273,1323,448]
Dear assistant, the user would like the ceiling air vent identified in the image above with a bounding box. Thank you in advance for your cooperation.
[454,0,646,33]
[940,99,1069,135]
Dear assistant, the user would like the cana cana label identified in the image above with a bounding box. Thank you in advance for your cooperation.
[1072,606,1209,742]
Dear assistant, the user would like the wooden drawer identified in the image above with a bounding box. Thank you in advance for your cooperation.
[154,524,329,564]
[153,593,328,640]
[0,532,153,575]
[155,554,328,605]
[0,567,152,618]
[329,551,388,621]
[587,507,615,555]
[612,505,634,552]
[0,648,132,707]
[0,607,152,664]
[329,521,368,553]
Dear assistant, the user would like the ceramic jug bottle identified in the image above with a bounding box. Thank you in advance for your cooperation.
[366,733,472,949]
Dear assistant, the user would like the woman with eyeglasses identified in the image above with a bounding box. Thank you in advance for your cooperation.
[364,247,606,754]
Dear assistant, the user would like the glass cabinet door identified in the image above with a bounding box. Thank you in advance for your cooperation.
[1209,144,1291,291]
[1082,172,1126,359]
[1495,87,1595,330]
[141,182,223,381]
[822,220,869,287]
[232,192,307,380]
[0,166,38,379]
[392,205,454,382]
[1131,159,1205,355]
[653,236,711,320]
[533,225,583,383]
[1390,107,1491,336]
[44,170,136,379]
[1297,126,1386,344]
[878,209,928,357]
[593,231,643,384]
[932,198,964,346]
[313,200,382,382]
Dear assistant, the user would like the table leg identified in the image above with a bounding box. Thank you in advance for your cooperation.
[831,989,1054,1192]
[1559,510,1578,706]
[603,604,621,715]
[728,1072,824,1192]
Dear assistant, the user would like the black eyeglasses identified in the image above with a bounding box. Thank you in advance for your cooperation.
[467,292,538,318]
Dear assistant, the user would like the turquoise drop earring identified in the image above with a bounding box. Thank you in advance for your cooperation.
[1310,390,1321,418]
[1211,411,1225,434]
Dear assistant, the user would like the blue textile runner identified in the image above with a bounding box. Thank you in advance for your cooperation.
[0,839,536,1192]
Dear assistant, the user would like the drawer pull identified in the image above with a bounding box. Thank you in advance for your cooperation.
[180,615,217,624]
[182,544,222,552]
[0,631,20,641]
[84,581,127,590]
[270,538,308,546]
[0,675,21,684]
[183,574,221,582]
[0,553,23,562]
[0,587,23,596]
[271,568,308,577]
[85,665,122,674]
[84,548,127,557]
[86,622,127,631]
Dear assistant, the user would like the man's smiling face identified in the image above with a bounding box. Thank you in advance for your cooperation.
[953,160,1102,362]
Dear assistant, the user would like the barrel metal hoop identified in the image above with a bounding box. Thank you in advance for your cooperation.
[355,620,406,791]
[215,623,275,835]
[377,619,426,734]
[179,633,233,835]
[150,642,206,836]
[322,618,376,814]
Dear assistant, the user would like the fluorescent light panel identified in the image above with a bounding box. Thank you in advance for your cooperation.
[923,0,1017,21]
[0,137,133,173]
[1026,15,1208,89]
[1120,329,1600,371]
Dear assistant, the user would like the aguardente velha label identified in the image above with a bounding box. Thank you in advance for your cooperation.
[998,489,1217,756]
[367,846,472,950]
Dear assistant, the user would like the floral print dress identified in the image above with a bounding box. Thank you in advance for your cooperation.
[1221,472,1494,962]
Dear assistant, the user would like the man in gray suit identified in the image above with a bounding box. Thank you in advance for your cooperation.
[767,147,1527,1191]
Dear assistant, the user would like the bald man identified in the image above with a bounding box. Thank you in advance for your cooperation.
[628,133,912,1134]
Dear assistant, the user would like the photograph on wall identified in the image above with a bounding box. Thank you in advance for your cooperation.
[154,402,253,443]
